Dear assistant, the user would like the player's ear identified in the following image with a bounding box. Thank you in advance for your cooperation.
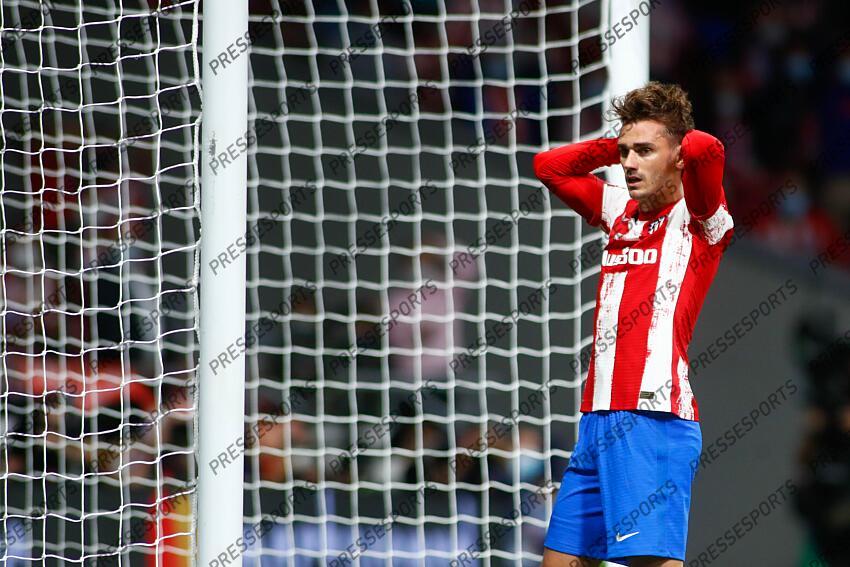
[673,142,684,171]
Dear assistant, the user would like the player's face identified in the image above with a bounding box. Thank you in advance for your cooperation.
[617,120,684,210]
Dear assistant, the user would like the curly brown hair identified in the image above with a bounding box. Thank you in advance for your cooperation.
[611,81,695,142]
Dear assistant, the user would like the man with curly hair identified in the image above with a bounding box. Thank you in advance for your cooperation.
[534,82,735,566]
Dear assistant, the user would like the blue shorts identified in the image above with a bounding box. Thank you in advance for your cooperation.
[544,410,702,564]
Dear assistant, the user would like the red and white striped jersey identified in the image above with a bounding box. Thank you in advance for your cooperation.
[534,130,734,421]
[584,184,733,420]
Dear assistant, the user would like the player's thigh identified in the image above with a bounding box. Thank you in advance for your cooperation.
[629,556,683,567]
[544,414,609,559]
[541,547,602,567]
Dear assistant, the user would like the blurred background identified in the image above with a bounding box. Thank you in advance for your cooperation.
[652,2,850,565]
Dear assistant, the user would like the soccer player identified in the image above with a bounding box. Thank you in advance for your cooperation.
[533,82,734,566]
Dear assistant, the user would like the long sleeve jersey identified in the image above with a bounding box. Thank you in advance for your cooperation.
[533,130,734,420]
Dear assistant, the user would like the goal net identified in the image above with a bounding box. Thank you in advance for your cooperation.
[237,0,642,565]
[1,0,199,564]
[1,0,647,564]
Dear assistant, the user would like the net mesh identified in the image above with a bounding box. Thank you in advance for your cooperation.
[240,0,617,565]
[2,0,630,564]
[1,0,199,564]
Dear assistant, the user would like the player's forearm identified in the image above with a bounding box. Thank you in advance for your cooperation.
[681,129,725,219]
[533,138,619,225]
[533,137,620,180]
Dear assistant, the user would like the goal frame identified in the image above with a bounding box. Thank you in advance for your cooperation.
[197,0,249,565]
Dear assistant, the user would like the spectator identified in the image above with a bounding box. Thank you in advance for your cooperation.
[388,232,477,383]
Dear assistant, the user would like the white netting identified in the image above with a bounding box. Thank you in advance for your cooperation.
[3,0,637,564]
[239,0,621,565]
[1,0,199,564]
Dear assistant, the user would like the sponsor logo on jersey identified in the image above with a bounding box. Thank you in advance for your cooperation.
[602,247,658,267]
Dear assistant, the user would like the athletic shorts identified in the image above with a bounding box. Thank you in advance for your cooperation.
[544,410,702,564]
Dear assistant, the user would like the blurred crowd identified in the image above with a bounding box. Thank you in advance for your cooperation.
[1,177,197,564]
[653,0,850,268]
[649,4,850,565]
[793,313,850,567]
[246,231,549,565]
[653,3,850,565]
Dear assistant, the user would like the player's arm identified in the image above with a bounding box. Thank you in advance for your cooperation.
[679,129,734,244]
[533,137,620,228]
[680,129,725,217]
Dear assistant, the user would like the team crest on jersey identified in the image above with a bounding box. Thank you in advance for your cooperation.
[612,215,640,240]
[647,215,667,235]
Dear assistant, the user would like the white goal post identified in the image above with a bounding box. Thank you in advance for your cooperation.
[604,0,650,187]
[196,0,248,566]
